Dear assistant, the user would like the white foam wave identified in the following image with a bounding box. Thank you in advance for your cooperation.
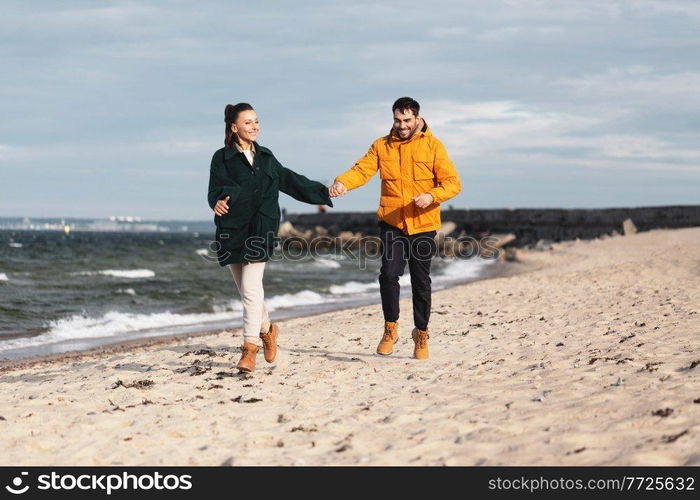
[212,301,243,313]
[0,258,495,354]
[8,242,23,248]
[0,287,336,352]
[434,257,493,283]
[74,269,155,279]
[320,253,347,260]
[266,290,326,310]
[215,289,328,313]
[329,280,378,295]
[327,257,491,293]
[195,248,210,256]
[100,269,155,278]
[312,258,341,269]
[0,309,241,353]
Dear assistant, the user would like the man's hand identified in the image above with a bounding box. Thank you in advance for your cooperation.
[214,196,230,216]
[329,181,347,197]
[412,193,434,208]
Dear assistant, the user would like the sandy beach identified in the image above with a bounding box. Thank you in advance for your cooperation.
[0,227,698,466]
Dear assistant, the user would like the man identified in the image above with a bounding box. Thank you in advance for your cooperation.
[329,97,461,359]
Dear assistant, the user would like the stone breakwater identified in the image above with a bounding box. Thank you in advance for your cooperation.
[285,205,700,248]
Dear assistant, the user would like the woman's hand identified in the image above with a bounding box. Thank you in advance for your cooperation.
[214,196,230,216]
[329,181,347,197]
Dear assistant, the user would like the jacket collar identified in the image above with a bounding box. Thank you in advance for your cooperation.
[224,141,272,160]
[234,141,256,155]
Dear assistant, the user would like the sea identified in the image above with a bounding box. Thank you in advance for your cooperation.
[0,229,498,360]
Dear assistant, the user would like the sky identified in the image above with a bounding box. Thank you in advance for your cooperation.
[1,0,698,220]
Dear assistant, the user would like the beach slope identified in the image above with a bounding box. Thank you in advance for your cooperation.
[1,227,698,465]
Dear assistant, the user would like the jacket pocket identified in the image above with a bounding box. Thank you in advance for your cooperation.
[379,159,402,204]
[379,159,400,180]
[413,158,436,195]
[218,187,254,227]
[377,204,403,226]
[261,163,280,194]
[217,223,249,251]
[378,195,404,207]
[413,158,434,180]
[413,205,440,230]
[256,206,281,249]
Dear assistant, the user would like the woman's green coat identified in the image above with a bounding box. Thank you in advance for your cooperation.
[207,143,332,266]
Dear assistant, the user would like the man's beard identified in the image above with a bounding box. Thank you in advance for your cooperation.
[395,123,418,140]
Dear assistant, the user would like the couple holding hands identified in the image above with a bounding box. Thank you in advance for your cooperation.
[207,97,461,373]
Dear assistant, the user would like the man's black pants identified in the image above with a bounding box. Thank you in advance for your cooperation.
[378,221,437,331]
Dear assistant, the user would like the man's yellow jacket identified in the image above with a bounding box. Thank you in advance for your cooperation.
[335,124,461,235]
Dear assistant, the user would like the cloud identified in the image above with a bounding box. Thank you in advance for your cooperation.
[0,144,21,160]
[144,139,213,156]
[0,135,216,167]
[429,26,471,39]
[629,0,700,21]
[475,25,565,41]
[553,67,700,109]
[423,99,700,172]
[1,0,699,217]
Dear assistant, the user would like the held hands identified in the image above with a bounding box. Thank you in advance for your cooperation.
[328,181,347,197]
[214,196,230,216]
[328,182,432,207]
[412,193,434,208]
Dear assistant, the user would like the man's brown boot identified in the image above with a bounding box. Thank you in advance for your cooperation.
[259,323,279,363]
[412,328,429,360]
[236,342,259,373]
[376,321,399,355]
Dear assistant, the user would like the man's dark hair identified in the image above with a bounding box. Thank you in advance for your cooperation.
[392,97,420,117]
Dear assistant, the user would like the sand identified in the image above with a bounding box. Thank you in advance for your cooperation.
[0,227,698,466]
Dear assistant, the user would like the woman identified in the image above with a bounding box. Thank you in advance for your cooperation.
[207,103,332,373]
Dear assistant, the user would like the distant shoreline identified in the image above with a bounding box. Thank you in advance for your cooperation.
[1,205,698,237]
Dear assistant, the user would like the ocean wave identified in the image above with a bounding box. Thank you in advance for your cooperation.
[311,258,341,269]
[266,290,327,310]
[329,280,379,295]
[100,269,155,278]
[0,257,496,355]
[0,288,335,353]
[0,309,241,353]
[319,253,347,260]
[195,248,210,256]
[326,257,490,293]
[434,257,493,283]
[212,301,243,313]
[214,289,329,312]
[8,242,23,248]
[74,269,156,279]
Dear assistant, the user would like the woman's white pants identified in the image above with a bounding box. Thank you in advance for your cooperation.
[228,262,271,345]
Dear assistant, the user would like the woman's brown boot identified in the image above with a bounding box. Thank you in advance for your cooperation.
[259,323,279,362]
[236,342,259,373]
